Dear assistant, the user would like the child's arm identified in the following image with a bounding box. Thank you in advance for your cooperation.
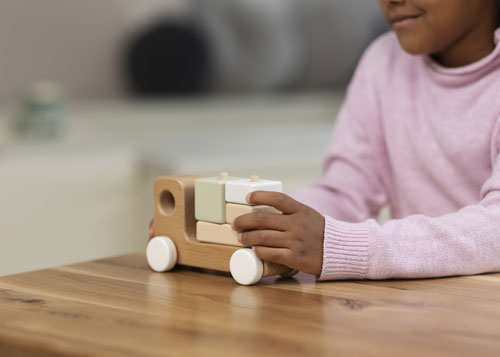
[293,99,388,223]
[234,152,500,280]
[293,36,390,223]
[316,149,500,280]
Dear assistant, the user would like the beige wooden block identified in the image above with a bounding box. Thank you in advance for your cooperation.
[225,203,281,224]
[196,221,243,247]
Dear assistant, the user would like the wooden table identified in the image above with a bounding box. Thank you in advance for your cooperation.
[1,254,500,356]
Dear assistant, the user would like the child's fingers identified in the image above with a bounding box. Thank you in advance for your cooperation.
[247,191,301,214]
[238,230,289,248]
[252,246,294,267]
[232,212,288,232]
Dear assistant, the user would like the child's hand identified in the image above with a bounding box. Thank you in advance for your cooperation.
[149,219,155,239]
[232,191,325,276]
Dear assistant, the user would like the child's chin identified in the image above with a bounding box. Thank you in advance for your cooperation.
[395,34,431,56]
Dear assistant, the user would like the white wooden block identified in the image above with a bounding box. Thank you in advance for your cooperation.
[196,221,243,247]
[225,177,282,204]
[226,203,281,224]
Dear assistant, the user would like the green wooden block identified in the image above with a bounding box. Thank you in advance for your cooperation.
[195,175,245,224]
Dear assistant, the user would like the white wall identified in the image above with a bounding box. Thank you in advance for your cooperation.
[0,0,191,102]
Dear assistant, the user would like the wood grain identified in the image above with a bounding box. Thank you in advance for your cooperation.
[1,253,500,356]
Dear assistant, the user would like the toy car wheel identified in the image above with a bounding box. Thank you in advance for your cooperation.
[280,269,299,278]
[146,236,178,272]
[230,249,263,285]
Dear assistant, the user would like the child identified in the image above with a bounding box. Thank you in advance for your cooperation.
[150,0,500,281]
[231,0,500,280]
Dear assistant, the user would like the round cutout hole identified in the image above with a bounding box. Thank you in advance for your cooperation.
[159,190,175,215]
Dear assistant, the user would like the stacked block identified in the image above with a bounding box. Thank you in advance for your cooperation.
[195,173,243,224]
[195,173,282,247]
[225,175,282,204]
[225,203,280,224]
[197,221,241,246]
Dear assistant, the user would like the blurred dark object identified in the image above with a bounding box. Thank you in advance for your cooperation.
[298,1,388,88]
[125,20,210,96]
[198,0,304,92]
[198,0,387,92]
[122,1,387,97]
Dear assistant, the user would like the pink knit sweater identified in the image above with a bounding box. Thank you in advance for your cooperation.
[294,28,500,281]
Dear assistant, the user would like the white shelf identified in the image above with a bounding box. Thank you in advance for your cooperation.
[0,93,344,276]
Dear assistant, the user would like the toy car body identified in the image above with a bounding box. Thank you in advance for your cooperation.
[146,175,295,285]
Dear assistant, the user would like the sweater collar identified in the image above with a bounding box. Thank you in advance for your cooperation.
[423,27,500,86]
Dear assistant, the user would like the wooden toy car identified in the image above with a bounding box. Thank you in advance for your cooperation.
[146,175,296,285]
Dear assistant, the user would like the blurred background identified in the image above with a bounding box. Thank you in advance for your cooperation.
[0,0,387,276]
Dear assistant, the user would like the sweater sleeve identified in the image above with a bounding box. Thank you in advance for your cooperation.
[319,142,500,281]
[293,35,389,223]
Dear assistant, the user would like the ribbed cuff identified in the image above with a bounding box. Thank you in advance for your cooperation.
[319,215,370,281]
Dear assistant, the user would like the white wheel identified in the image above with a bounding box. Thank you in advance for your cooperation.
[280,269,299,278]
[146,236,177,272]
[230,249,263,285]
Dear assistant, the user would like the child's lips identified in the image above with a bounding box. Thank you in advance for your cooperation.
[390,14,421,29]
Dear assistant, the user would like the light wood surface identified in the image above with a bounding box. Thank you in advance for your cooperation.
[196,221,243,247]
[153,175,291,277]
[1,253,500,356]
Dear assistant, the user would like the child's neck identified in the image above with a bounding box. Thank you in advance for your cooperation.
[432,15,499,68]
